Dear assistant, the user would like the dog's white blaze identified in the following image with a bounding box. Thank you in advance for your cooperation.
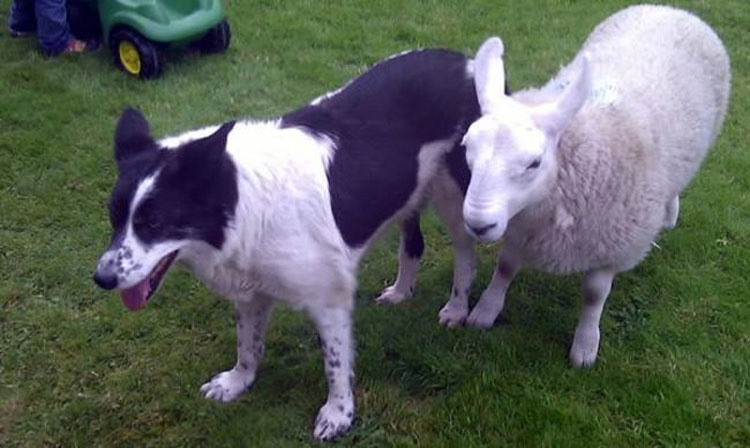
[130,173,158,214]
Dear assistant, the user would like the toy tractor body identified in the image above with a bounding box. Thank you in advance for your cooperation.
[68,0,231,79]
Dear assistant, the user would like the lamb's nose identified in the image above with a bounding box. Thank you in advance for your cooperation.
[93,270,118,290]
[466,222,497,237]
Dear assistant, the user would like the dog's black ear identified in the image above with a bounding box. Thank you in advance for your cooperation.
[206,120,236,153]
[192,120,236,161]
[163,120,236,177]
[114,107,156,166]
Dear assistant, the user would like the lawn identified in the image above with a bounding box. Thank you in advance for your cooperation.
[1,0,749,446]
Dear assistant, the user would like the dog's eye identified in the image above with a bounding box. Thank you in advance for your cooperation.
[526,158,541,170]
[134,213,160,230]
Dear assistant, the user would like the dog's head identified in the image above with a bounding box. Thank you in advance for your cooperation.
[93,108,238,310]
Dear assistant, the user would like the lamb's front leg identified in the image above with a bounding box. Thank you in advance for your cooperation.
[570,268,615,368]
[308,305,355,440]
[466,246,521,329]
[201,294,273,402]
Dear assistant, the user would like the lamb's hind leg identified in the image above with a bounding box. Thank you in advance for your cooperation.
[570,268,615,368]
[433,182,476,328]
[437,230,475,328]
[376,214,423,304]
[664,195,679,229]
[201,294,273,402]
[466,245,521,329]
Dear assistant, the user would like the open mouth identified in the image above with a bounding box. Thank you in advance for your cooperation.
[120,250,178,311]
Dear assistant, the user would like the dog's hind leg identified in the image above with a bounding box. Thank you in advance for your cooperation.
[375,214,423,304]
[200,294,273,402]
[308,304,355,440]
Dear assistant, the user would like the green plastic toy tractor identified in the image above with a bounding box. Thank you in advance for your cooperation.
[68,0,231,79]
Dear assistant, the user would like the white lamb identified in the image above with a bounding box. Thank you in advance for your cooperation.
[454,5,730,367]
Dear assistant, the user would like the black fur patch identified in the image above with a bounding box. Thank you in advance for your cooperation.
[281,49,481,248]
[401,214,424,259]
[106,109,238,250]
[445,143,472,195]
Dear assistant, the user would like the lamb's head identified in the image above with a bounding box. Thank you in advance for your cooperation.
[463,37,591,242]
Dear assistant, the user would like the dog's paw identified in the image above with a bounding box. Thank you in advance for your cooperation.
[313,401,354,440]
[569,325,600,368]
[375,285,410,305]
[438,300,467,328]
[200,368,255,402]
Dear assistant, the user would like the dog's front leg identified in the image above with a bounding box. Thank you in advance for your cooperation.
[201,294,273,402]
[308,305,355,440]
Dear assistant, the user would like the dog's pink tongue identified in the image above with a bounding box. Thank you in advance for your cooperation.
[120,279,150,311]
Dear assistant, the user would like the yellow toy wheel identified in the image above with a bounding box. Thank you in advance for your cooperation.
[110,27,162,79]
[118,41,141,75]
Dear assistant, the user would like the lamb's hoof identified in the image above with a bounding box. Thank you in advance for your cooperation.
[569,326,600,368]
[200,368,255,402]
[438,301,467,328]
[375,285,410,305]
[313,401,354,440]
[465,306,497,330]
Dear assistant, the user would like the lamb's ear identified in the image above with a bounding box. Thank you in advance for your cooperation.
[533,53,592,136]
[114,107,156,166]
[474,37,507,114]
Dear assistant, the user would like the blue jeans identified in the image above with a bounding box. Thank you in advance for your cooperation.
[9,0,71,55]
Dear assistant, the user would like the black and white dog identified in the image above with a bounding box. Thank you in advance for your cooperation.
[93,48,504,439]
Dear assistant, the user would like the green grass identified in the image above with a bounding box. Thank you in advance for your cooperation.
[1,0,749,446]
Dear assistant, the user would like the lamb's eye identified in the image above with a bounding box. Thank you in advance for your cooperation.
[527,158,541,170]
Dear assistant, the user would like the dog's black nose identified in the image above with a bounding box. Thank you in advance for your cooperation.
[93,270,118,290]
[467,222,497,237]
